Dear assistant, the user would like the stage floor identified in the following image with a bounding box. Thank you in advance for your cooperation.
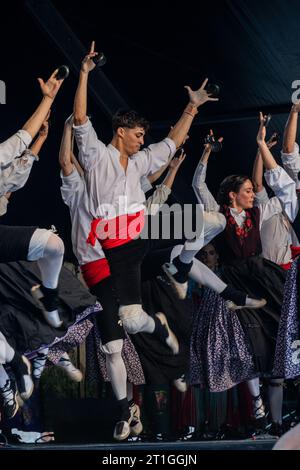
[1,437,276,451]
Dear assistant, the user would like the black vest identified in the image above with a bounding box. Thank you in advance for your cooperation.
[216,206,262,265]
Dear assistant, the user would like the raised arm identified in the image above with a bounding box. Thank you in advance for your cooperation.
[257,113,299,221]
[162,150,186,189]
[281,103,300,186]
[282,103,300,154]
[168,78,218,149]
[73,41,97,125]
[192,131,222,211]
[0,116,51,197]
[59,116,75,176]
[147,161,169,184]
[29,115,49,157]
[256,113,278,170]
[23,69,64,139]
[252,132,278,193]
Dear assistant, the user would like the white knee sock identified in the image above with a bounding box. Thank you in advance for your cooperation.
[247,377,261,397]
[189,258,226,293]
[0,332,15,364]
[119,305,155,335]
[106,351,128,401]
[0,364,9,388]
[170,245,227,293]
[178,211,226,265]
[37,233,64,289]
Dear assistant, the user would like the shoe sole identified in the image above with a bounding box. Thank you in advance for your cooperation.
[63,370,83,383]
[129,405,143,436]
[5,389,19,419]
[31,285,63,328]
[173,379,188,393]
[19,356,34,401]
[226,299,267,311]
[155,312,179,355]
[162,264,187,300]
[113,422,131,441]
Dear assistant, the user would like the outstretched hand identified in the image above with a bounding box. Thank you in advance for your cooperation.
[292,102,300,113]
[266,132,278,150]
[185,78,219,108]
[38,69,64,100]
[204,129,223,151]
[257,112,267,145]
[81,41,98,73]
[169,149,186,170]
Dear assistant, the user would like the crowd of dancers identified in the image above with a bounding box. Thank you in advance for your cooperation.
[0,41,300,448]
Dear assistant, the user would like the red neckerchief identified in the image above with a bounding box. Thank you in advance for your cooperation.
[224,205,253,244]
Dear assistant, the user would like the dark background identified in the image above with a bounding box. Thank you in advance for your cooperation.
[1,0,300,259]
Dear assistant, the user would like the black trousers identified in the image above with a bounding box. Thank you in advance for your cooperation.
[0,225,37,262]
[90,276,125,345]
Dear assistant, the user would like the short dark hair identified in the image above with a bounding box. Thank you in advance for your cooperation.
[217,174,252,206]
[112,109,150,133]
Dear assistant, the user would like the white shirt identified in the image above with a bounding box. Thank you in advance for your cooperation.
[61,166,172,264]
[60,167,105,265]
[281,142,300,190]
[0,130,33,197]
[255,188,296,264]
[264,165,299,222]
[73,118,176,219]
[192,161,298,263]
[0,195,8,217]
[0,150,36,199]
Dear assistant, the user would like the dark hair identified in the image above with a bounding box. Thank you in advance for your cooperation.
[196,240,219,264]
[112,109,150,133]
[217,174,252,206]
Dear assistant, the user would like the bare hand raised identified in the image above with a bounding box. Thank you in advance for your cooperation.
[169,150,186,170]
[266,132,278,150]
[38,69,64,100]
[257,112,267,145]
[185,78,219,108]
[292,102,300,113]
[81,41,98,73]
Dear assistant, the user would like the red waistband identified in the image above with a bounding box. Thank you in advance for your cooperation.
[80,258,111,288]
[280,262,292,271]
[291,245,300,260]
[87,210,145,250]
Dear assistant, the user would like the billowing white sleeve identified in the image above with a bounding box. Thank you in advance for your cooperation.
[0,150,36,197]
[281,142,300,189]
[73,118,107,172]
[0,130,32,170]
[135,138,176,176]
[264,165,299,222]
[192,161,220,212]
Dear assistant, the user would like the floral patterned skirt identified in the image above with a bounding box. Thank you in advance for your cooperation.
[190,288,256,392]
[273,257,300,378]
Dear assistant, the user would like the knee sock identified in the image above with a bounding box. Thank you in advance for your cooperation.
[0,332,15,364]
[268,379,284,424]
[247,377,260,397]
[37,233,64,289]
[219,285,246,306]
[106,351,128,401]
[0,364,9,388]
